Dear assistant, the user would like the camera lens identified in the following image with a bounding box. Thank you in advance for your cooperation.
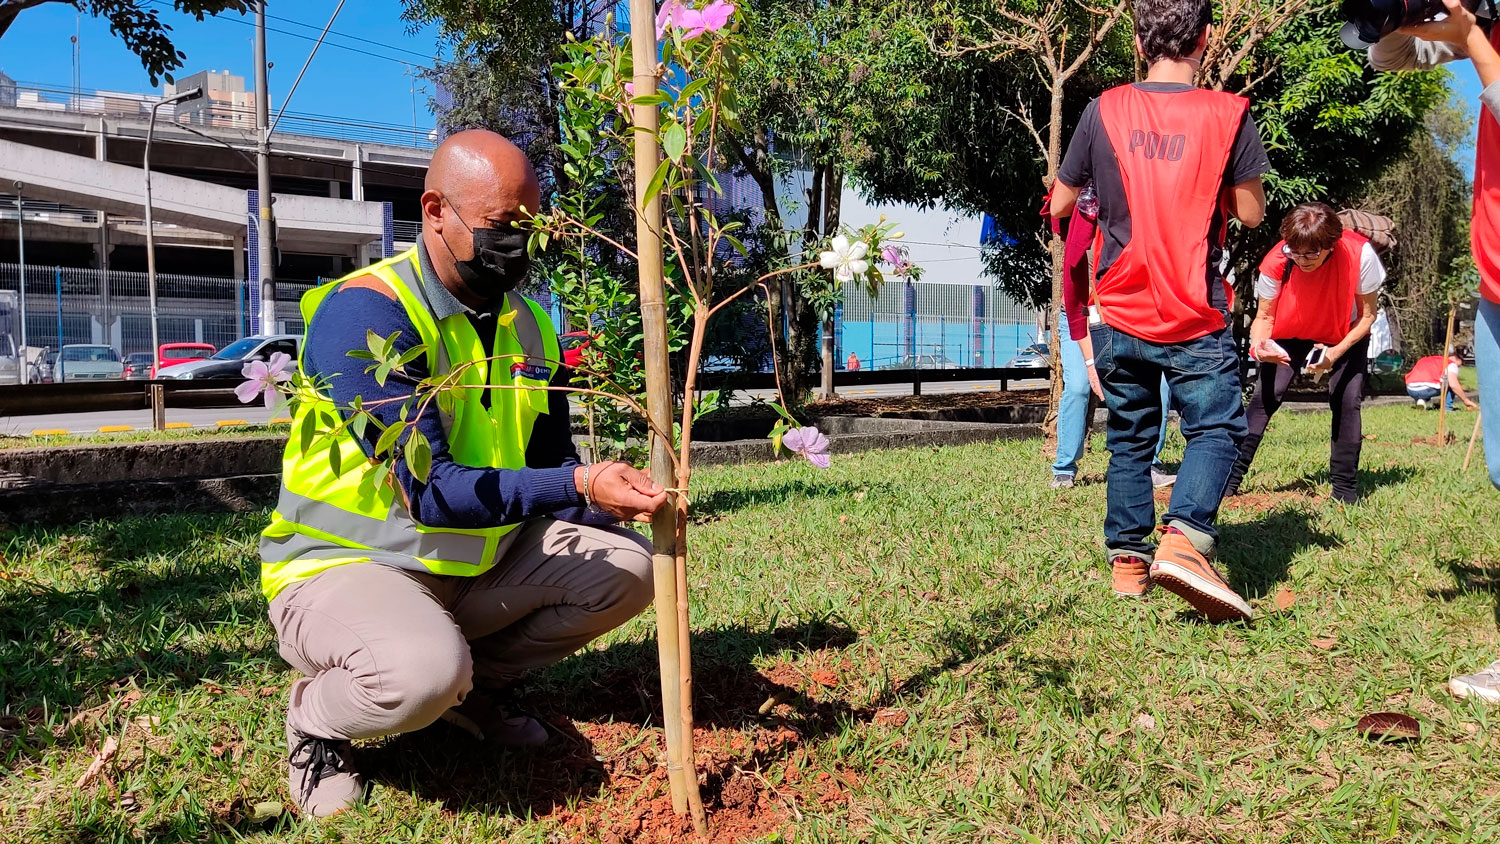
[1340,0,1452,49]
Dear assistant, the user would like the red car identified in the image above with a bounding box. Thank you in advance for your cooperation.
[559,332,594,369]
[154,342,217,378]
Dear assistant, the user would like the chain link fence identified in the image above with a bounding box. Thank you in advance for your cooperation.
[0,263,316,357]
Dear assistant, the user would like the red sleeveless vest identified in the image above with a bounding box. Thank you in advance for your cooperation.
[1095,85,1249,343]
[1258,231,1367,346]
[1475,26,1500,304]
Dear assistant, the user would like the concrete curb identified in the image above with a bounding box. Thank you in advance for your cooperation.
[0,416,1041,524]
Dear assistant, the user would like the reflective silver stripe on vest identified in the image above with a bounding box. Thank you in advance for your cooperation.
[269,487,489,566]
[260,530,430,573]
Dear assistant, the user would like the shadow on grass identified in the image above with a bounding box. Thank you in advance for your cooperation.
[1428,561,1500,629]
[0,514,273,753]
[362,600,1063,818]
[1219,509,1341,599]
[1267,464,1421,497]
[691,480,892,520]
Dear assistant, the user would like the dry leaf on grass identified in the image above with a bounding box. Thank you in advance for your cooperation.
[75,736,119,788]
[202,681,225,695]
[1132,713,1157,732]
[1274,588,1296,611]
[873,708,910,727]
[1311,637,1337,651]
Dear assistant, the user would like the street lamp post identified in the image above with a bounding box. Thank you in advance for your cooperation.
[14,181,27,385]
[144,87,202,376]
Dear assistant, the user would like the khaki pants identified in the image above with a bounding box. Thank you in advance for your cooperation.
[267,519,654,742]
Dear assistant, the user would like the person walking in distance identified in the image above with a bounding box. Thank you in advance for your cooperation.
[1052,0,1269,621]
[1224,203,1386,504]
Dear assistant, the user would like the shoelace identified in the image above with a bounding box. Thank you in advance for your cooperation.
[290,735,350,802]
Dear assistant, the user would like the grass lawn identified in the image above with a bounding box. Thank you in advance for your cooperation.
[3,403,1500,842]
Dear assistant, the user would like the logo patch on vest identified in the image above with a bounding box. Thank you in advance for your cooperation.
[511,362,552,381]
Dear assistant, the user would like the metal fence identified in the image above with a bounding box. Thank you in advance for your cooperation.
[0,261,1040,374]
[0,263,316,356]
[838,279,1041,371]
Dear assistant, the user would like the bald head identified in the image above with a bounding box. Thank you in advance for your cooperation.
[421,129,542,307]
[424,129,540,221]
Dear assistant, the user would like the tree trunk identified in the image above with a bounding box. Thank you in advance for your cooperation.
[1043,81,1067,457]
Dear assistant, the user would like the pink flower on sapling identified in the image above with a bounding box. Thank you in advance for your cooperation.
[656,0,687,38]
[658,0,735,40]
[782,425,831,469]
[624,82,637,97]
[236,351,294,407]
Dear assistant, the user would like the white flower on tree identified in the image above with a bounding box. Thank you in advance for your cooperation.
[819,235,871,282]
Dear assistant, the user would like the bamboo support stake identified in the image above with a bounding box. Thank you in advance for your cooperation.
[1466,411,1483,472]
[1438,306,1457,445]
[628,0,704,829]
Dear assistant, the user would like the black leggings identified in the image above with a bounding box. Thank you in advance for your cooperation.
[1225,337,1368,503]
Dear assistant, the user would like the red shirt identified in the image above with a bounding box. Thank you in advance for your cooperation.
[1475,26,1500,304]
[1258,231,1367,346]
[1406,355,1459,387]
[1094,85,1250,343]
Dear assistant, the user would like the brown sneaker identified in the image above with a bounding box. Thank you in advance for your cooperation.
[1149,529,1253,622]
[1111,555,1152,598]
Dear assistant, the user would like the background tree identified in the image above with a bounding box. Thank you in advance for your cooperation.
[0,0,252,85]
[1361,100,1474,357]
[402,0,615,197]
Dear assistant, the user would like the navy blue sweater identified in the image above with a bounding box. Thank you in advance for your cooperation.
[303,284,605,529]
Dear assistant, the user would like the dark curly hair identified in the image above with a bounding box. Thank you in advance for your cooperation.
[1135,0,1213,64]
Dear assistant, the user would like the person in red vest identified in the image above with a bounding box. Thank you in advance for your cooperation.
[1223,203,1385,504]
[1051,0,1269,622]
[1403,351,1475,411]
[1370,0,1500,702]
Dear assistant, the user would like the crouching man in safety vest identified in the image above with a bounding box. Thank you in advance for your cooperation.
[1051,0,1270,622]
[260,129,667,816]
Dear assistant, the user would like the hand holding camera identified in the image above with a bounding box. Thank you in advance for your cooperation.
[1398,0,1480,45]
[1341,0,1493,49]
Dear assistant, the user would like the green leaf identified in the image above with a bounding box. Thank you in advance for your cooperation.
[374,362,393,388]
[405,429,433,484]
[679,77,710,103]
[328,440,344,477]
[641,158,672,211]
[298,411,316,453]
[345,349,376,361]
[769,420,790,455]
[437,389,456,417]
[394,345,426,369]
[371,460,391,492]
[629,92,669,107]
[375,420,404,458]
[661,121,688,164]
[364,329,385,360]
[349,411,368,441]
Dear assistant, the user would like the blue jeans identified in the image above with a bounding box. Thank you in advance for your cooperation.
[1054,335,1171,476]
[1406,385,1454,410]
[1477,298,1500,491]
[1091,321,1247,558]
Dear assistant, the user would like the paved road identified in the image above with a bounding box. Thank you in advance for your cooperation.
[1,378,1049,437]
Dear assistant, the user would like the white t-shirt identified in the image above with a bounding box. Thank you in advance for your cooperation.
[1255,241,1387,301]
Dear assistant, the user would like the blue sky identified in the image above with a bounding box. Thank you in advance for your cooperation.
[0,1,441,131]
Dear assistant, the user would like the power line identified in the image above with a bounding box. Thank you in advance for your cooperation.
[143,1,437,72]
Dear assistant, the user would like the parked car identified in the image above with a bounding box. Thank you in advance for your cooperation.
[1005,343,1052,369]
[54,344,124,383]
[154,342,217,378]
[157,334,300,380]
[884,354,962,371]
[123,352,155,381]
[559,331,594,369]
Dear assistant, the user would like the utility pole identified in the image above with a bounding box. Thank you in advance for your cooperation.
[255,1,275,336]
[146,87,203,374]
[14,181,27,385]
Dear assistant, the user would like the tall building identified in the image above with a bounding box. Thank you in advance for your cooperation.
[164,69,259,129]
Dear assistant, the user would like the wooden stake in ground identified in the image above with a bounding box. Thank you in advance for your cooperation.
[1465,411,1483,472]
[628,0,708,836]
[1438,305,1457,445]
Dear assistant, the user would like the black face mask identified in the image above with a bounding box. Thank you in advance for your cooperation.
[442,200,533,302]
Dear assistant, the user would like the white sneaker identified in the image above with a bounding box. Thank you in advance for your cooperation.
[1151,468,1178,489]
[1416,399,1429,409]
[1051,474,1076,490]
[1450,659,1500,704]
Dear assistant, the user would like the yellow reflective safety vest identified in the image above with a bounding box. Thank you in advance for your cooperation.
[259,247,561,601]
